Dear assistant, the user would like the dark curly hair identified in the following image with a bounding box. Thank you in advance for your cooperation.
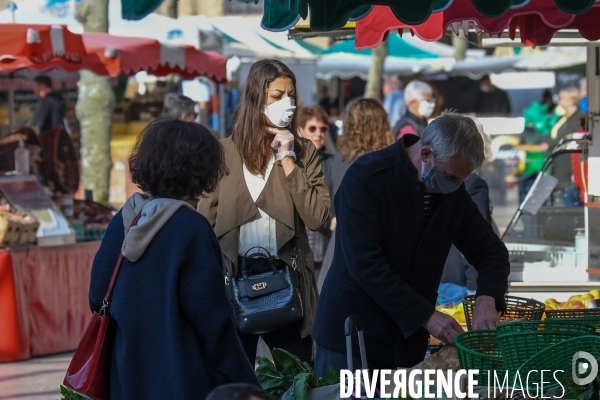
[129,119,227,201]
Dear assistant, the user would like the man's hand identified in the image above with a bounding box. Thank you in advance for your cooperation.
[471,295,500,330]
[424,311,464,344]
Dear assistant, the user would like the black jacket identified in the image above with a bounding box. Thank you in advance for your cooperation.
[32,91,66,134]
[393,111,428,140]
[312,136,509,367]
[441,174,492,291]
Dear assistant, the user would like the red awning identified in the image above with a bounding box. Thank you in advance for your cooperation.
[0,23,86,63]
[355,0,600,48]
[0,33,228,83]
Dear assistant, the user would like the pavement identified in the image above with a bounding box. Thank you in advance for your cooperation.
[0,188,520,400]
[0,352,73,400]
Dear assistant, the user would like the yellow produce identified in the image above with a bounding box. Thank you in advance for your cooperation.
[542,291,600,310]
[437,303,466,324]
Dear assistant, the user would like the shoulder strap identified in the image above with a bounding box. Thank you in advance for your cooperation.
[100,211,143,312]
[291,208,299,270]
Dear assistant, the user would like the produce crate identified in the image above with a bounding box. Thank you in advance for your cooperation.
[455,330,504,384]
[496,321,596,370]
[463,295,545,330]
[18,216,39,245]
[71,222,108,243]
[0,213,23,247]
[515,335,600,392]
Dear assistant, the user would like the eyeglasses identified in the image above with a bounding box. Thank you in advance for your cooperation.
[307,126,328,134]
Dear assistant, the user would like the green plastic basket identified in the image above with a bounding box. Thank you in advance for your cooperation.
[546,308,600,318]
[455,330,504,384]
[496,321,596,371]
[545,316,600,333]
[462,295,545,330]
[496,320,596,335]
[515,335,600,392]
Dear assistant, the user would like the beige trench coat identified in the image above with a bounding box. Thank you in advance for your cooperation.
[197,137,330,338]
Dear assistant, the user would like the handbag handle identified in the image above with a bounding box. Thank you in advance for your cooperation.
[241,246,274,279]
[99,211,143,316]
[226,210,301,281]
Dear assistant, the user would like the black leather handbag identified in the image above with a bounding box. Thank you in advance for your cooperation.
[225,240,304,335]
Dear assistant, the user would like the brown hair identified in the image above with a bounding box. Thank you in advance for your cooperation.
[298,105,328,128]
[231,59,303,176]
[338,98,394,162]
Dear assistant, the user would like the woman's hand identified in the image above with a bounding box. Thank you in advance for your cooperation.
[330,217,337,231]
[266,127,295,161]
[266,127,296,176]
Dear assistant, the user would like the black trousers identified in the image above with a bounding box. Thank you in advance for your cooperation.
[238,324,314,368]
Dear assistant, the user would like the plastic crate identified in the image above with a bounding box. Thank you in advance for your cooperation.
[496,321,596,370]
[455,330,504,384]
[71,222,107,243]
[515,335,600,392]
[462,295,545,330]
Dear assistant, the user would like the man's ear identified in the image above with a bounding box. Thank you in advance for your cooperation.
[420,146,432,162]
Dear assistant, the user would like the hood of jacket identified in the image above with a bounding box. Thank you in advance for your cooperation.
[121,193,195,262]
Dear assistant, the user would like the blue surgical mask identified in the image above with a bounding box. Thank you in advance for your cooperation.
[421,156,464,194]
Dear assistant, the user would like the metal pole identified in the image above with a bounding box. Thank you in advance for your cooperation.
[218,83,226,139]
[8,73,14,132]
[586,45,600,271]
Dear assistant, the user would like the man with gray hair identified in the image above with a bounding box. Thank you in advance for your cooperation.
[313,112,510,374]
[393,80,435,140]
[162,93,197,121]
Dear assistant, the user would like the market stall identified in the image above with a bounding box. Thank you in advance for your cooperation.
[0,26,227,363]
[242,0,600,394]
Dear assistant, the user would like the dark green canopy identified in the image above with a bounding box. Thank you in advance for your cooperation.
[234,0,596,32]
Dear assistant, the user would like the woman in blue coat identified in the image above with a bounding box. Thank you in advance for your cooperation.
[88,119,259,399]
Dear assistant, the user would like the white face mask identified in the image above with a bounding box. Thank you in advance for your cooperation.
[263,97,296,128]
[418,100,435,118]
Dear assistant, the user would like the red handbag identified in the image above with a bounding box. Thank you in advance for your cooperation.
[63,212,142,399]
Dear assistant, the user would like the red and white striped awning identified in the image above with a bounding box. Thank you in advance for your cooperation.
[0,23,86,63]
[0,32,228,83]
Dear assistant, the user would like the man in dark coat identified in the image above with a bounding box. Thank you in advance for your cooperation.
[439,174,492,302]
[312,113,510,374]
[31,75,66,135]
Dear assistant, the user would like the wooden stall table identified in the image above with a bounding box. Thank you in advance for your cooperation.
[0,242,100,362]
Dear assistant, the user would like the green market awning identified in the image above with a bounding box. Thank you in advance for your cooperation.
[121,0,163,20]
[322,34,439,58]
[239,0,598,32]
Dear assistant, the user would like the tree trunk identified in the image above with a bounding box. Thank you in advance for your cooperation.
[167,0,178,18]
[75,0,114,205]
[364,39,388,100]
[452,30,468,61]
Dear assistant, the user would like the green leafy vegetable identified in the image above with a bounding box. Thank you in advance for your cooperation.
[256,358,286,398]
[58,386,85,400]
[256,348,339,400]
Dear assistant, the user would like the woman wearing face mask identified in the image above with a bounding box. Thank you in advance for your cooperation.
[198,59,330,366]
[317,98,395,291]
[393,80,436,140]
